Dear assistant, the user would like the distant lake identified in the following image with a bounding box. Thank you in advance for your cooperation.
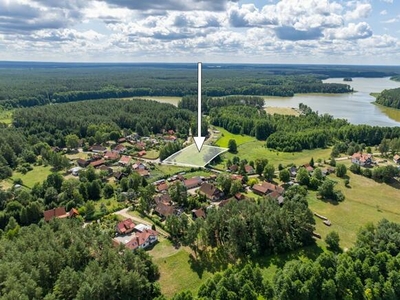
[263,77,400,127]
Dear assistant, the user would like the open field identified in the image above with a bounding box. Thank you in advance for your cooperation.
[0,109,13,124]
[308,172,400,249]
[163,144,228,168]
[150,239,213,298]
[0,179,13,190]
[11,165,53,188]
[215,138,332,169]
[264,106,300,116]
[131,96,181,106]
[66,151,89,160]
[142,149,159,160]
[213,127,255,148]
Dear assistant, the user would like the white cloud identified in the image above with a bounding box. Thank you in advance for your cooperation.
[380,0,393,3]
[344,2,372,21]
[380,10,388,15]
[325,22,372,40]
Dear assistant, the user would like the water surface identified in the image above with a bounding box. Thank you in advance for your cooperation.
[263,77,400,127]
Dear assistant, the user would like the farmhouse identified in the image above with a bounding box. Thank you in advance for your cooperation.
[252,181,284,197]
[91,144,107,153]
[77,158,90,168]
[90,159,105,168]
[198,183,223,201]
[104,151,120,160]
[351,152,373,167]
[154,202,175,219]
[183,176,203,189]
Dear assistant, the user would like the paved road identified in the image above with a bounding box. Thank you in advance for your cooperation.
[113,208,170,237]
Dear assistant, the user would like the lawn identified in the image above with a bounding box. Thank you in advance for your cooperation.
[11,165,53,188]
[66,151,89,160]
[0,109,13,125]
[307,172,400,249]
[216,139,332,169]
[0,179,13,190]
[213,127,255,148]
[150,239,213,298]
[142,149,159,160]
[163,144,228,168]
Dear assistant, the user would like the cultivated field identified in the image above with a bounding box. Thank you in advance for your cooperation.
[163,144,228,168]
[264,106,300,116]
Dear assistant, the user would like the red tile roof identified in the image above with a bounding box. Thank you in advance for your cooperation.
[125,229,158,250]
[119,155,131,165]
[90,159,105,168]
[116,219,136,234]
[156,182,169,192]
[183,177,202,189]
[43,207,67,221]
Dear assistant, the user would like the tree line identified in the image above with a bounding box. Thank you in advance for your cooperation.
[375,87,400,109]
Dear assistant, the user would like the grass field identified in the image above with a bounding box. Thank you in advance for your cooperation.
[164,144,228,168]
[216,139,332,169]
[213,127,255,148]
[142,149,159,160]
[264,106,300,116]
[0,179,13,190]
[0,109,13,124]
[307,172,400,249]
[150,239,213,298]
[11,165,53,188]
[131,96,181,107]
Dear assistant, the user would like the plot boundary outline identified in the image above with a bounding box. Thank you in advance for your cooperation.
[162,144,228,168]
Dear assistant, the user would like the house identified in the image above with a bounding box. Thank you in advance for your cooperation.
[134,224,152,232]
[351,152,372,167]
[303,163,314,173]
[119,155,132,166]
[125,229,158,251]
[91,144,107,153]
[183,176,203,189]
[104,151,120,160]
[43,207,68,221]
[113,144,127,153]
[117,137,126,143]
[90,159,105,168]
[69,208,79,218]
[154,193,172,205]
[77,158,90,168]
[167,129,175,135]
[137,150,147,157]
[234,193,245,200]
[198,183,223,201]
[394,154,400,164]
[218,199,231,208]
[154,202,175,219]
[116,219,136,235]
[231,174,244,183]
[136,169,150,177]
[114,171,125,181]
[252,181,284,196]
[244,165,255,175]
[229,165,239,173]
[136,142,146,150]
[155,182,169,193]
[192,208,206,220]
[289,166,298,177]
[132,161,147,170]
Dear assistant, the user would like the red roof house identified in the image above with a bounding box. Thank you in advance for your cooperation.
[43,207,68,222]
[116,219,136,235]
[125,229,158,250]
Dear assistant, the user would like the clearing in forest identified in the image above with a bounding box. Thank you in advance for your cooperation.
[163,144,228,168]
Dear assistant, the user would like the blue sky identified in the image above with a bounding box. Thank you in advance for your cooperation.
[0,0,400,64]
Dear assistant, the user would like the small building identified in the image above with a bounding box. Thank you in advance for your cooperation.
[77,158,90,168]
[91,144,107,153]
[155,182,169,193]
[229,165,239,173]
[183,176,203,189]
[198,183,223,201]
[114,144,127,153]
[244,165,255,175]
[116,219,136,235]
[90,159,105,168]
[303,164,314,173]
[192,208,206,220]
[154,202,175,219]
[252,181,284,197]
[69,166,82,176]
[43,207,68,222]
[136,169,150,177]
[104,151,120,160]
[137,150,147,157]
[119,155,132,166]
[394,154,400,164]
[164,136,177,142]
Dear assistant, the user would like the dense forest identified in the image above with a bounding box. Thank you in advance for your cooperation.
[169,219,400,300]
[210,103,400,152]
[0,65,360,108]
[0,219,161,299]
[12,99,193,147]
[375,87,400,109]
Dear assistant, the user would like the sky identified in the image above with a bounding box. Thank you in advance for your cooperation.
[0,0,400,64]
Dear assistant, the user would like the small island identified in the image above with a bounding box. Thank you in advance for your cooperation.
[343,77,353,82]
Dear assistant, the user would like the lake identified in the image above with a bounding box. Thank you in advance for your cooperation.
[263,77,400,127]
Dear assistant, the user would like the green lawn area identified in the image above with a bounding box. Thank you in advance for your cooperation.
[216,139,332,169]
[150,239,213,298]
[307,172,400,249]
[153,165,191,177]
[12,165,53,188]
[213,127,255,148]
[142,149,159,160]
[66,152,89,160]
[0,109,13,125]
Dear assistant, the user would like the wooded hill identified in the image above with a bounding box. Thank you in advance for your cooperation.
[376,88,400,109]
